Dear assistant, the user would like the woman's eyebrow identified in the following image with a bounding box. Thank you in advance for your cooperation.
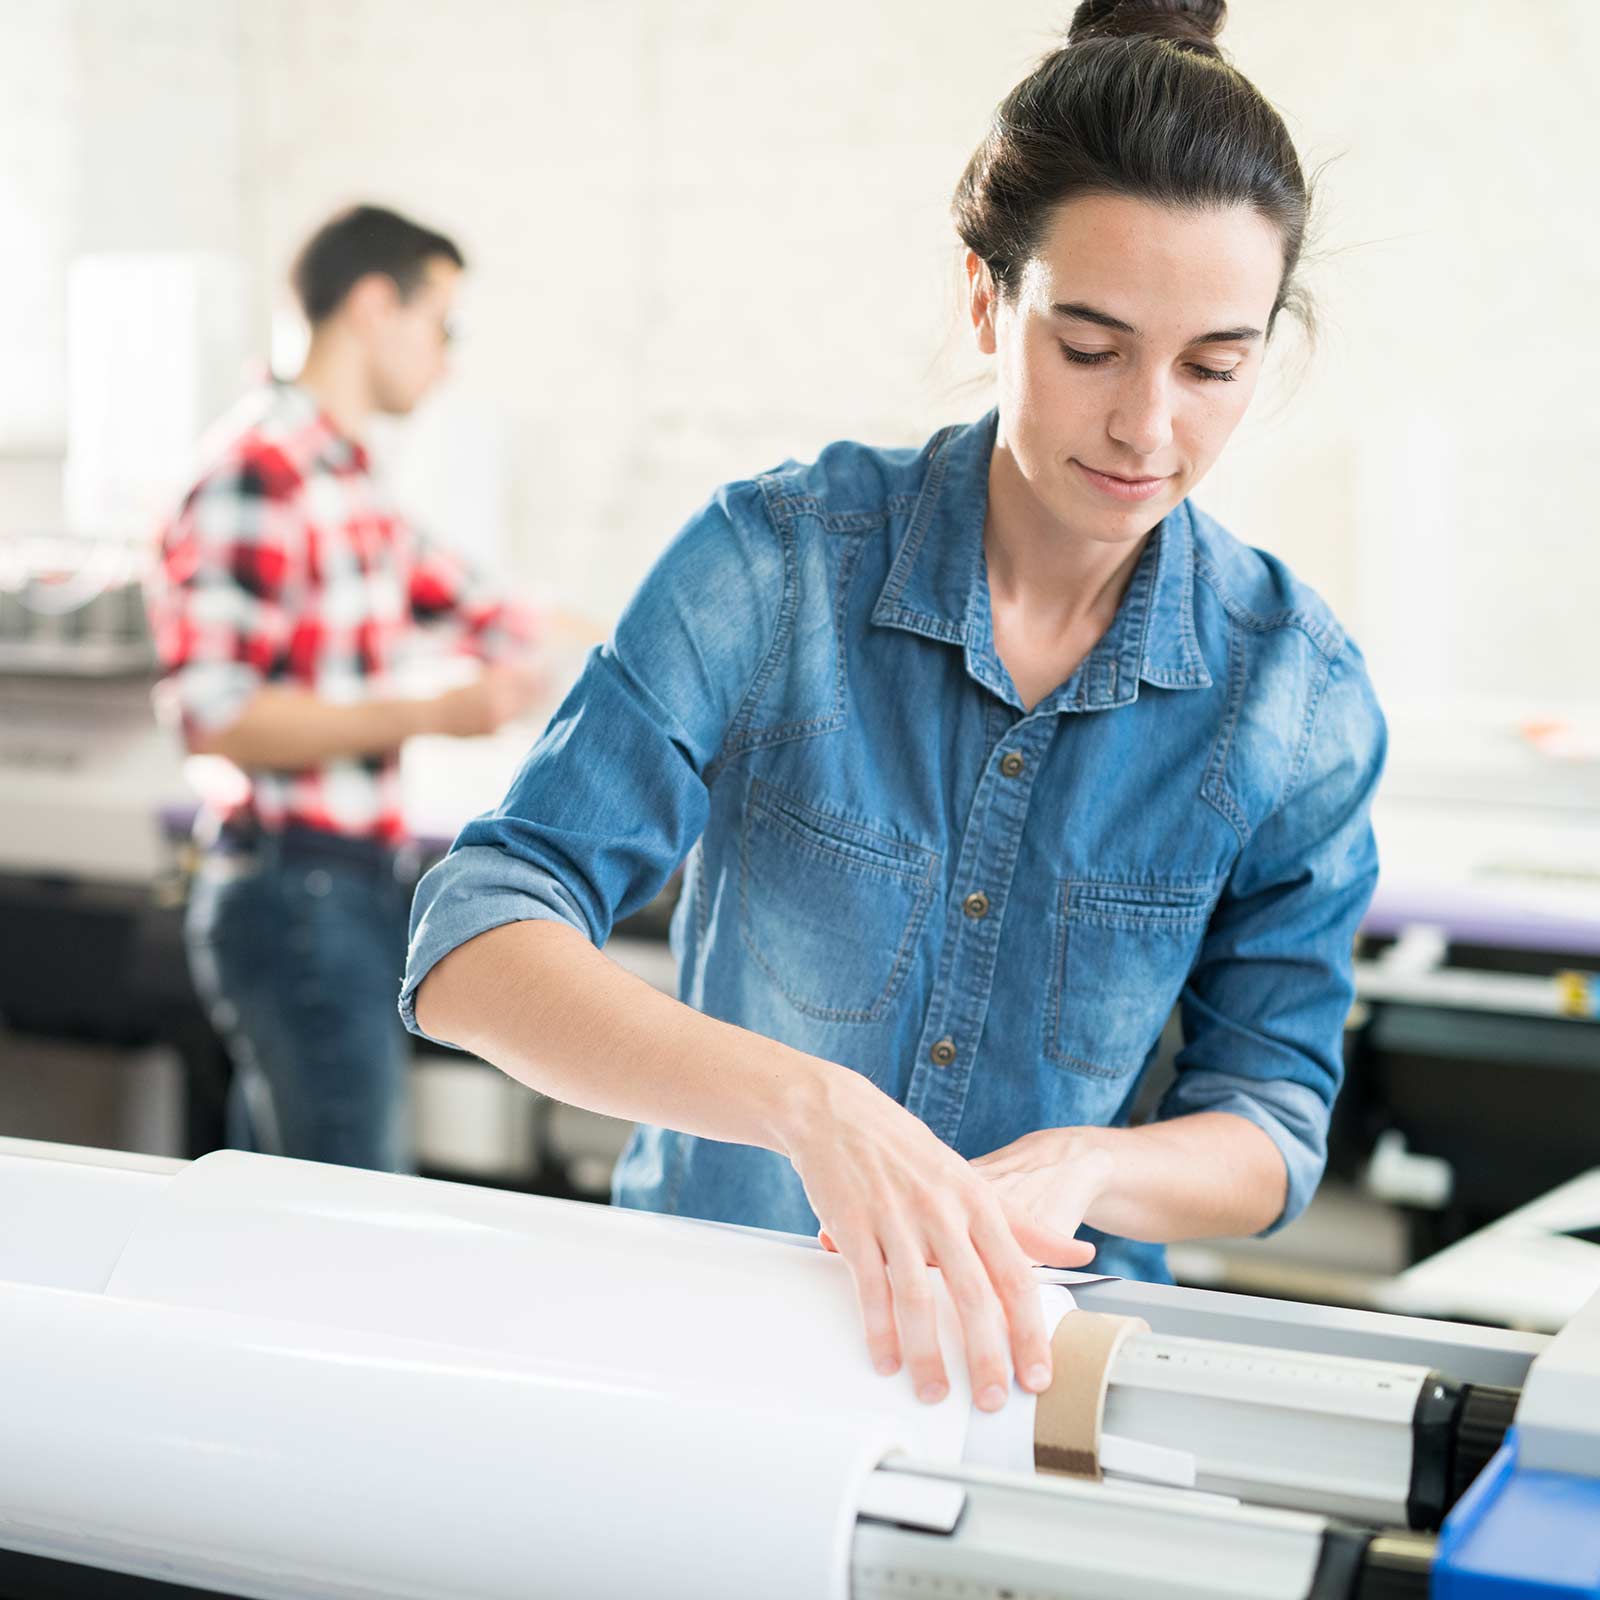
[1051,300,1262,345]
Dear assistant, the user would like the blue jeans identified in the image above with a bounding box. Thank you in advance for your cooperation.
[185,827,417,1172]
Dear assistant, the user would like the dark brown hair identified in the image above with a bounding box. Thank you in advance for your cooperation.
[953,1,1313,337]
[291,204,466,326]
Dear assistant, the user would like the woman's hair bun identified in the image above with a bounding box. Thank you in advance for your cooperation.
[1067,0,1227,59]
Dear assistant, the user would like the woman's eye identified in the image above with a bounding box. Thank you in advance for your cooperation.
[1059,341,1240,383]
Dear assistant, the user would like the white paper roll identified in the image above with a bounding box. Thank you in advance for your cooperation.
[1,1146,1098,1597]
[0,1279,894,1600]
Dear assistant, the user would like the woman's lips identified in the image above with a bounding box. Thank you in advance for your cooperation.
[1072,459,1171,502]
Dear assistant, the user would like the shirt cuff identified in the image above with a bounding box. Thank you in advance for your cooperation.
[1154,1069,1330,1236]
[452,599,545,663]
[400,842,591,1048]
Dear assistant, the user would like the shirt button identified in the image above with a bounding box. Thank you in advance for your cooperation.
[963,891,990,919]
[930,1037,957,1068]
[1000,751,1025,778]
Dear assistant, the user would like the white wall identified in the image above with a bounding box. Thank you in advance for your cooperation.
[4,0,1596,704]
[0,0,250,536]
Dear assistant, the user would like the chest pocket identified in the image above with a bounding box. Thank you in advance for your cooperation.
[1046,877,1218,1078]
[739,778,938,1024]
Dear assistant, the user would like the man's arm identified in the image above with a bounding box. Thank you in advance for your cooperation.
[189,668,539,770]
[148,447,541,771]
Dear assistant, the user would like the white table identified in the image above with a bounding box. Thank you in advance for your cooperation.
[1379,1169,1600,1332]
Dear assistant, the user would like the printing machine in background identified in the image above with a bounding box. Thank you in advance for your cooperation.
[1334,703,1600,1274]
[0,541,223,1157]
[0,1136,1596,1600]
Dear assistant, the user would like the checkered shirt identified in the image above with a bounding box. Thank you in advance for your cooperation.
[147,382,540,843]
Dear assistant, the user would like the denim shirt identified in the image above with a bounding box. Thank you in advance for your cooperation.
[402,410,1385,1282]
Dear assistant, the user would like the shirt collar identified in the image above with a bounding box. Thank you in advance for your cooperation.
[269,381,370,475]
[871,409,1211,711]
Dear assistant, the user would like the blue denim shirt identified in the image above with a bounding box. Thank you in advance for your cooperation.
[402,411,1385,1282]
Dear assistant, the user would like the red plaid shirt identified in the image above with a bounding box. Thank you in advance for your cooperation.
[147,382,540,843]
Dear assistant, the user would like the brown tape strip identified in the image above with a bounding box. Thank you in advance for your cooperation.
[1032,1311,1149,1480]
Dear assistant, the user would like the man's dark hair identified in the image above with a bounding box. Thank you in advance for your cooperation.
[290,204,466,325]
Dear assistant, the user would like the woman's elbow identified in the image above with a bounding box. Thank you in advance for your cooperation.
[412,965,456,1044]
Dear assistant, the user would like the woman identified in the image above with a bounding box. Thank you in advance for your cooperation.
[404,0,1385,1418]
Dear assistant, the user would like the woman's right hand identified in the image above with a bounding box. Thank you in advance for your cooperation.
[781,1064,1095,1413]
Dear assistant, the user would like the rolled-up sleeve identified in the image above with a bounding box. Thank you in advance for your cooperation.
[401,480,786,1046]
[406,526,544,663]
[1158,641,1387,1233]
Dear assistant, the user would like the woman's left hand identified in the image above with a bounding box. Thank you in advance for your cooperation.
[968,1128,1115,1268]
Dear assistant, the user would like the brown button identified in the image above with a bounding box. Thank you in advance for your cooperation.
[1000,752,1024,778]
[930,1037,957,1067]
[963,891,990,919]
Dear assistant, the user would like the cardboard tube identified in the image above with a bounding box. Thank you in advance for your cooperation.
[1033,1311,1149,1480]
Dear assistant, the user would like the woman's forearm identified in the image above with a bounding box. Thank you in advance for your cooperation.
[1072,1112,1288,1241]
[413,919,837,1158]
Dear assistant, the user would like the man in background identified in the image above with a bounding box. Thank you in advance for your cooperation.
[146,203,543,1172]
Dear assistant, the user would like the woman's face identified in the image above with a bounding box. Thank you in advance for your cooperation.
[970,193,1284,547]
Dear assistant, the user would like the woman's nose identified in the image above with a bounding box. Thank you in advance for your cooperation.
[1107,374,1173,458]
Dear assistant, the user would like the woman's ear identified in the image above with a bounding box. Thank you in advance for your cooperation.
[965,251,999,356]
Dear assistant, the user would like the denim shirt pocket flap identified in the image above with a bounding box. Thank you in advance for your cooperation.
[1046,877,1218,1079]
[740,778,937,1024]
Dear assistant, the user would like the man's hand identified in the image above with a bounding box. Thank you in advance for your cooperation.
[786,1070,1095,1413]
[968,1128,1115,1267]
[427,663,545,738]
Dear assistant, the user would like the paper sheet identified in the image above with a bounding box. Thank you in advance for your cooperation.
[106,1151,984,1463]
[962,1284,1079,1473]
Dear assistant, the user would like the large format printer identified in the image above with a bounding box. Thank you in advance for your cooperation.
[2,1136,1596,1600]
[1343,706,1600,1260]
